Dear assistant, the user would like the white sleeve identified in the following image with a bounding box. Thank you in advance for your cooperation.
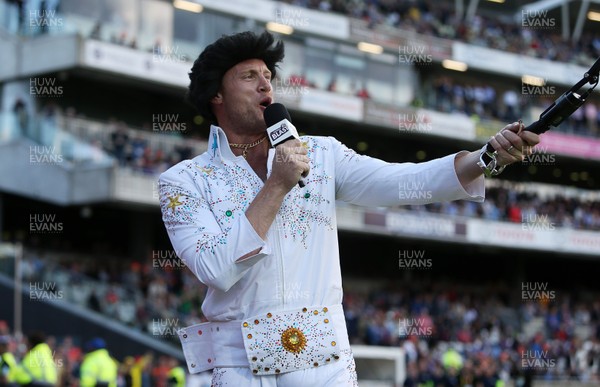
[332,137,484,206]
[158,168,271,292]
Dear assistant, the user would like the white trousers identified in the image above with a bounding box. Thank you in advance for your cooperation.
[211,349,358,386]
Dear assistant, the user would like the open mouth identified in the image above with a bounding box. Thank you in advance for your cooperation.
[259,97,272,109]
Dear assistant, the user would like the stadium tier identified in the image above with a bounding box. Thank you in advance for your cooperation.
[0,0,599,386]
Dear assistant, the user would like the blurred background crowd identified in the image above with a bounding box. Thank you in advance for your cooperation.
[5,251,597,385]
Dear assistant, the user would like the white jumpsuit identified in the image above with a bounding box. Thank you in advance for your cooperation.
[158,125,484,386]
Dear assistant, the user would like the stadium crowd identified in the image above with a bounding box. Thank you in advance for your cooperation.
[0,322,194,386]
[27,86,600,179]
[427,77,600,137]
[2,0,598,66]
[412,185,600,231]
[15,103,202,175]
[10,251,599,385]
[7,240,600,385]
[276,0,599,65]
[344,281,600,385]
[281,73,600,138]
[6,0,600,138]
[95,111,600,231]
[22,103,600,232]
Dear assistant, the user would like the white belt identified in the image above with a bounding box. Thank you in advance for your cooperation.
[178,304,350,375]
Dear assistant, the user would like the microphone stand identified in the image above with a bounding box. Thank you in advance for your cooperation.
[478,56,600,177]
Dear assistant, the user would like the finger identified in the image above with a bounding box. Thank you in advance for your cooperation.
[519,131,540,148]
[493,132,512,149]
[300,163,310,178]
[499,121,522,134]
[285,154,309,165]
[277,141,307,155]
[499,129,524,149]
[297,155,309,164]
[489,135,521,165]
[517,119,524,134]
[285,139,302,148]
[293,146,308,155]
[493,132,520,156]
[506,131,542,158]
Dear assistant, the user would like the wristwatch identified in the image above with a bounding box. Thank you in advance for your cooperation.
[477,144,506,177]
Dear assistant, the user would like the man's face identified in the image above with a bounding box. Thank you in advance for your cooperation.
[213,58,273,134]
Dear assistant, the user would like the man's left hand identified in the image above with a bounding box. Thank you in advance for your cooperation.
[488,121,541,166]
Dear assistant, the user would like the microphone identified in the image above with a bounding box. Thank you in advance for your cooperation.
[264,103,306,188]
[484,90,586,154]
[484,55,600,154]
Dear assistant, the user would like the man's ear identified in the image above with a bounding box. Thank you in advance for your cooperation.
[211,92,223,105]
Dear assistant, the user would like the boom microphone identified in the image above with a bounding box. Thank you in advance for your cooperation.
[485,56,600,154]
[264,103,306,188]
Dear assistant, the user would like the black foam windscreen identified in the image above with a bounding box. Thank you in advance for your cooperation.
[264,103,291,127]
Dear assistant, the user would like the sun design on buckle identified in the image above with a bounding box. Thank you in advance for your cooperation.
[281,327,307,354]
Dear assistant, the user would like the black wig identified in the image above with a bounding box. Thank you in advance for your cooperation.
[187,30,285,124]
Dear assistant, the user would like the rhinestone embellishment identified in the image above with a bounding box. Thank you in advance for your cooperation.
[281,327,307,354]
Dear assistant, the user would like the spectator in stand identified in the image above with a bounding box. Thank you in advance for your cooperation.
[80,338,118,387]
[110,124,129,166]
[13,331,58,386]
[151,355,170,387]
[327,78,337,92]
[90,21,102,40]
[433,77,452,112]
[569,106,586,135]
[12,98,29,135]
[166,357,185,387]
[53,336,78,385]
[356,85,371,99]
[502,89,519,122]
[507,200,522,223]
[403,361,420,387]
[88,290,101,312]
[585,102,598,136]
[0,335,18,385]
